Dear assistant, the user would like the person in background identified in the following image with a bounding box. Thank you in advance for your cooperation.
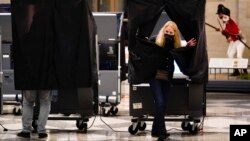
[17,90,52,139]
[13,0,97,139]
[216,4,248,76]
[150,21,196,141]
[15,4,52,139]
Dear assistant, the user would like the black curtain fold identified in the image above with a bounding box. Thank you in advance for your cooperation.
[11,0,97,89]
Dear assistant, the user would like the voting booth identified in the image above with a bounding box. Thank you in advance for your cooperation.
[93,12,124,116]
[0,11,22,115]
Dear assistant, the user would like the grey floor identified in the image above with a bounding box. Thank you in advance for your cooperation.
[0,81,250,141]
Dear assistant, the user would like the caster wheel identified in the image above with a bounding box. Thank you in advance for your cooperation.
[138,121,146,131]
[188,124,199,135]
[128,124,138,135]
[13,107,21,115]
[76,120,88,132]
[181,121,190,131]
[12,107,16,115]
[110,106,118,116]
[102,108,110,116]
[83,123,87,133]
[16,108,22,115]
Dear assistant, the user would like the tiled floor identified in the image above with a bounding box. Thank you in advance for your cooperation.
[0,81,250,141]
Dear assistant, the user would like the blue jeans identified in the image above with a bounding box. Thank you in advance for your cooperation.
[22,90,52,133]
[149,79,170,134]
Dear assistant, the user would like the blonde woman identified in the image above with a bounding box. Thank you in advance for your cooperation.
[150,21,196,140]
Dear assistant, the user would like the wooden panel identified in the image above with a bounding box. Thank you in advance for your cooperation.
[0,0,10,4]
[247,2,250,18]
[110,0,115,12]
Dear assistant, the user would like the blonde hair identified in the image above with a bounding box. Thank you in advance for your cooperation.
[155,21,181,48]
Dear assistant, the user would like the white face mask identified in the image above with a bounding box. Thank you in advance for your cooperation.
[222,15,229,22]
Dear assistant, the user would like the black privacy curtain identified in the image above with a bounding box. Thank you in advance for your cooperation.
[11,0,97,90]
[128,0,208,84]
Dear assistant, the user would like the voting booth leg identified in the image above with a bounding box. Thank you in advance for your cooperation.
[97,41,122,116]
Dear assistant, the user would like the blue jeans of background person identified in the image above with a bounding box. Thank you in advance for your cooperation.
[149,79,170,134]
[22,90,52,134]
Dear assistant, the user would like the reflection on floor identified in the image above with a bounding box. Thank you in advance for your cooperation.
[1,81,250,141]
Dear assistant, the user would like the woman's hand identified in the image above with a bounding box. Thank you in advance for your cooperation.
[187,38,197,47]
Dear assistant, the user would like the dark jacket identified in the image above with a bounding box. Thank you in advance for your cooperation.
[128,35,197,84]
[128,36,174,84]
[157,45,175,81]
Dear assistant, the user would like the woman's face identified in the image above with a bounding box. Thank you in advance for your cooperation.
[164,26,175,35]
[222,15,229,23]
[218,13,223,19]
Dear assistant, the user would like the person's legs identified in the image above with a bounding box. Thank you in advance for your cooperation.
[236,41,248,74]
[158,80,171,140]
[22,90,37,132]
[17,90,37,138]
[227,41,237,58]
[149,79,168,136]
[227,41,240,75]
[243,69,248,74]
[37,90,52,136]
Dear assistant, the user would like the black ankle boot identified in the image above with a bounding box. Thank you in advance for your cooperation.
[230,69,240,76]
[157,132,170,141]
[243,69,248,74]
